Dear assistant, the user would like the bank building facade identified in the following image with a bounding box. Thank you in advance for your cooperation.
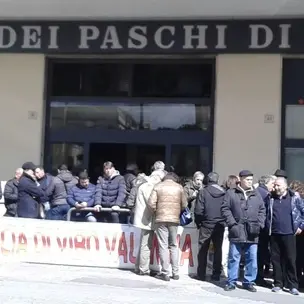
[1,0,304,182]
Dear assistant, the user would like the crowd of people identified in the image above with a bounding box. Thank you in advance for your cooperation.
[1,160,304,295]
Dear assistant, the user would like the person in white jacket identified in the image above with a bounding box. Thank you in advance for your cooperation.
[133,169,166,276]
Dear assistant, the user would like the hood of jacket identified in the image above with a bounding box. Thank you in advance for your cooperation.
[57,171,75,183]
[100,170,122,181]
[205,183,226,198]
[108,170,121,180]
[134,174,149,185]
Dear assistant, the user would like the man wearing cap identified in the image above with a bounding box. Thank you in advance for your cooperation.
[274,169,288,179]
[221,170,266,292]
[17,162,46,218]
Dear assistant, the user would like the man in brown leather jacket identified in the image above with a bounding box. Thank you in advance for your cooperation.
[148,172,187,282]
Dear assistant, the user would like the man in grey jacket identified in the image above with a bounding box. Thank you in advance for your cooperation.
[4,168,23,217]
[45,164,77,220]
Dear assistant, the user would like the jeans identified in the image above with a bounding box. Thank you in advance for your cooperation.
[72,211,97,222]
[155,222,179,276]
[227,242,258,286]
[99,212,121,223]
[46,205,70,221]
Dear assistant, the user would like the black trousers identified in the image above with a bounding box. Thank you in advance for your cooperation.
[270,234,298,289]
[296,235,304,281]
[257,229,271,280]
[197,223,224,279]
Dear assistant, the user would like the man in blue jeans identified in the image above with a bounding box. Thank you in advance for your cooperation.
[221,170,266,292]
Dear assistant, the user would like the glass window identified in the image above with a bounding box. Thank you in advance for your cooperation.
[282,59,304,105]
[52,63,82,96]
[51,143,84,175]
[285,148,304,181]
[171,145,209,178]
[50,102,211,131]
[51,63,131,97]
[82,64,131,97]
[286,105,304,139]
[132,64,212,98]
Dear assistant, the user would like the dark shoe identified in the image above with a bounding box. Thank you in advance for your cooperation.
[138,271,149,276]
[244,284,257,292]
[155,274,170,282]
[149,271,159,277]
[172,275,179,280]
[211,274,220,281]
[224,284,236,291]
[195,274,206,281]
[256,279,270,287]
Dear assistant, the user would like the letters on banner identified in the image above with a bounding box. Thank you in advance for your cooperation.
[0,217,229,276]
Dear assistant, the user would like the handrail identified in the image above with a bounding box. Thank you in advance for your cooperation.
[66,207,131,222]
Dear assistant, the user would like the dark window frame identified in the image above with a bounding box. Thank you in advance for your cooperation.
[281,58,304,171]
[44,57,216,175]
[49,58,214,99]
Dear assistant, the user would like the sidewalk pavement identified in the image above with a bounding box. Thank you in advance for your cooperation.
[0,262,303,304]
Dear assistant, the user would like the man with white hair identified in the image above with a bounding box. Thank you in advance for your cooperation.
[152,161,165,172]
[267,177,304,295]
[133,169,166,276]
[3,168,23,217]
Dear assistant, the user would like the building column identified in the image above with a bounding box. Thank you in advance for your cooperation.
[213,54,282,181]
[0,54,45,180]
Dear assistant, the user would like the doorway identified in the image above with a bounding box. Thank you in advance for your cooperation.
[89,143,166,183]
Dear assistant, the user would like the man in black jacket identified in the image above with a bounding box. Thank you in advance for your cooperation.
[3,168,23,217]
[221,170,266,292]
[17,162,45,218]
[256,174,276,286]
[194,172,226,281]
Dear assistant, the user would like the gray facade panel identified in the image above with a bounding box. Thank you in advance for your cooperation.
[0,0,304,19]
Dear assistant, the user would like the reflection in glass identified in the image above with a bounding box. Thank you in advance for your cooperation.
[133,64,212,98]
[50,103,210,131]
[171,145,209,178]
[285,148,304,181]
[51,63,132,97]
[286,105,304,139]
[51,143,84,175]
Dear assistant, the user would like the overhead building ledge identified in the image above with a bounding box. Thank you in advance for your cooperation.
[0,0,304,20]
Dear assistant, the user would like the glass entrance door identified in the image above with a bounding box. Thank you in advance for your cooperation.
[50,143,84,175]
[88,143,166,183]
[49,141,211,183]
